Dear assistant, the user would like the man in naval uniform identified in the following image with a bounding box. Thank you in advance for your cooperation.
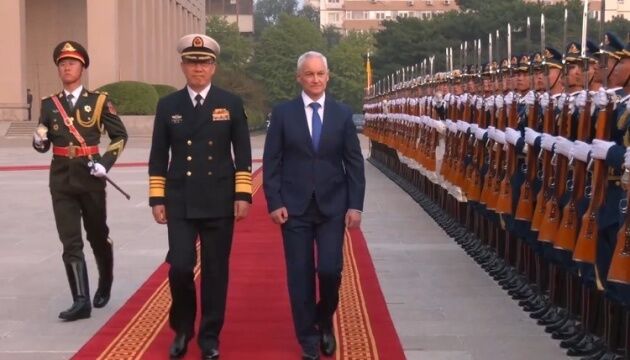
[148,34,252,360]
[32,41,128,321]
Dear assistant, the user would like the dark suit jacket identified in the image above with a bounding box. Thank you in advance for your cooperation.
[263,95,365,217]
[148,86,252,219]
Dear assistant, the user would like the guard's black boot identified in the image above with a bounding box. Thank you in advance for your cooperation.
[93,245,113,308]
[59,261,91,321]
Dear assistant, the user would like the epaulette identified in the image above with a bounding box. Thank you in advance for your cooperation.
[92,90,108,96]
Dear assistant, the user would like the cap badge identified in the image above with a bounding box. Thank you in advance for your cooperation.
[61,42,77,52]
[193,36,204,48]
[568,43,579,53]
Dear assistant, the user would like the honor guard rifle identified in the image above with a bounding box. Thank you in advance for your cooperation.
[496,23,518,215]
[532,13,554,233]
[573,0,611,265]
[515,16,539,221]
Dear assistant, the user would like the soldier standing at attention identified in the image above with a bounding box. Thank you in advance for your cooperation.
[148,34,252,360]
[32,41,128,321]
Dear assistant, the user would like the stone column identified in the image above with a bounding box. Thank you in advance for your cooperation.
[86,0,119,89]
[0,0,28,121]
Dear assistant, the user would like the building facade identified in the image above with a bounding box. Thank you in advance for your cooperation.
[308,0,459,34]
[206,0,254,33]
[1,0,205,122]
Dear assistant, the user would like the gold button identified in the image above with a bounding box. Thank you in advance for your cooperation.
[208,156,213,160]
[187,140,192,145]
[208,171,213,176]
[113,151,118,156]
[187,156,192,161]
[186,171,192,176]
[616,181,621,186]
[208,141,213,146]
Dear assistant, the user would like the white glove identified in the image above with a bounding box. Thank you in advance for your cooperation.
[33,132,45,147]
[557,93,567,110]
[504,92,514,105]
[574,90,588,108]
[524,127,541,146]
[571,141,591,162]
[539,92,550,109]
[493,129,506,145]
[524,90,536,106]
[487,126,496,141]
[476,97,483,110]
[89,162,107,178]
[624,147,630,169]
[594,87,608,108]
[475,127,487,141]
[33,125,48,147]
[591,139,615,160]
[495,94,504,109]
[555,136,573,157]
[485,96,495,109]
[505,128,521,146]
[435,121,447,135]
[540,133,555,151]
[457,120,470,133]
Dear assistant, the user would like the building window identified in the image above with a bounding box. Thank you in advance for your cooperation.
[328,0,340,3]
[351,11,365,19]
[375,12,385,19]
[328,12,340,21]
[398,11,409,18]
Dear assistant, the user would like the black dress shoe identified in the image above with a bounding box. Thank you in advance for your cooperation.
[302,353,320,360]
[169,333,191,359]
[320,329,336,356]
[201,347,219,359]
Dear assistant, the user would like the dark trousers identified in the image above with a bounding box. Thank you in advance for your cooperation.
[166,216,234,351]
[50,188,110,264]
[282,198,345,354]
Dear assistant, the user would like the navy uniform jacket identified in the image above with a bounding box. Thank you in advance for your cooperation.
[34,89,128,192]
[148,86,252,219]
[263,96,365,217]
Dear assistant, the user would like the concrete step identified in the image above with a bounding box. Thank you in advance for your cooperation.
[5,121,37,137]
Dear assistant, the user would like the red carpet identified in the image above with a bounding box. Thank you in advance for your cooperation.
[73,170,405,360]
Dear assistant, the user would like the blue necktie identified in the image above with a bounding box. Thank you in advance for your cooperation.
[310,102,322,151]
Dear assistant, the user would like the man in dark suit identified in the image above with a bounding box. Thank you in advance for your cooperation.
[32,41,128,321]
[148,34,252,360]
[263,51,365,360]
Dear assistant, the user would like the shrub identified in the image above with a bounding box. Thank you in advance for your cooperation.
[97,81,159,115]
[153,84,178,99]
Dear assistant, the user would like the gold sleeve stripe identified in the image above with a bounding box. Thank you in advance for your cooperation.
[150,188,165,197]
[149,176,166,197]
[106,139,126,159]
[235,183,252,194]
[235,172,252,179]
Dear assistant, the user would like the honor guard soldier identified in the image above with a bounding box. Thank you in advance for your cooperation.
[148,34,252,360]
[32,41,128,321]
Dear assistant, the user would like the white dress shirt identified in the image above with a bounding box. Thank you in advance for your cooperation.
[187,84,212,106]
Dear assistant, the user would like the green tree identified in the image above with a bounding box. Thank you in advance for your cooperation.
[206,16,267,128]
[298,5,320,27]
[371,0,604,80]
[327,32,374,112]
[251,14,326,104]
[254,0,298,35]
[322,25,342,49]
[206,16,253,71]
